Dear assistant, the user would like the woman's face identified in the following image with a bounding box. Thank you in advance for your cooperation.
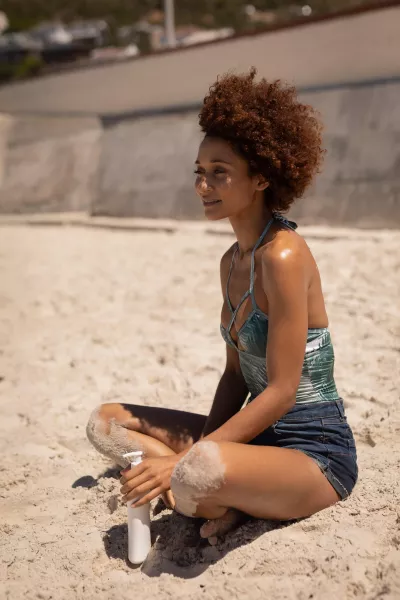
[194,136,266,221]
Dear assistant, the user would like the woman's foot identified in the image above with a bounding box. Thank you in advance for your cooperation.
[199,509,246,545]
[162,490,175,510]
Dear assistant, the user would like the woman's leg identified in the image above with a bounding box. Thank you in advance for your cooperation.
[87,402,206,463]
[86,403,207,507]
[171,440,340,523]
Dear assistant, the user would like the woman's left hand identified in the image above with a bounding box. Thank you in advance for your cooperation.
[120,455,179,508]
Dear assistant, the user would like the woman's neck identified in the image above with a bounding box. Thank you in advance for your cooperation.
[229,201,274,257]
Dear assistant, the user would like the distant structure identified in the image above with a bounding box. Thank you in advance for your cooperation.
[30,20,109,49]
[0,31,42,73]
[179,28,234,47]
[0,19,112,81]
[0,1,321,81]
[164,0,177,48]
[0,11,8,34]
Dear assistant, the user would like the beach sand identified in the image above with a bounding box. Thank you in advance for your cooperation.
[0,223,399,599]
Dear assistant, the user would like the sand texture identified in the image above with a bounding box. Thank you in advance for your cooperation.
[0,224,399,599]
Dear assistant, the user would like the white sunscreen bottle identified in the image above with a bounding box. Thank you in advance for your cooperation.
[123,451,151,565]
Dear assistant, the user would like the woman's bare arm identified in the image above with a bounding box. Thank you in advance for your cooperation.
[201,345,248,437]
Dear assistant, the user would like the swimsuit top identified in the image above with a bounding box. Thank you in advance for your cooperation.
[220,214,340,404]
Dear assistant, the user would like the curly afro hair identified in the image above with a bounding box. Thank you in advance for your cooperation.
[198,68,324,213]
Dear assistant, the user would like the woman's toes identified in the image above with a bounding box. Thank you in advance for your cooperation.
[200,509,245,540]
[159,491,175,510]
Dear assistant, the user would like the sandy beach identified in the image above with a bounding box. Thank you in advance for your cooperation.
[0,223,399,600]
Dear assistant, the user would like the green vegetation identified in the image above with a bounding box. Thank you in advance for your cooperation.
[0,53,44,82]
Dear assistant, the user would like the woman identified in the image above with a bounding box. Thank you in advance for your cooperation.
[86,69,358,543]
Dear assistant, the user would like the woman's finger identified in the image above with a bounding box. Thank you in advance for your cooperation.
[122,477,159,503]
[119,462,146,484]
[120,470,152,495]
[131,487,163,509]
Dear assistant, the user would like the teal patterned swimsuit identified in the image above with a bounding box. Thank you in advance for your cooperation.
[220,215,340,404]
[220,214,358,499]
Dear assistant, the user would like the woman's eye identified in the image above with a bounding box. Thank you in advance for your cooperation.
[194,168,225,175]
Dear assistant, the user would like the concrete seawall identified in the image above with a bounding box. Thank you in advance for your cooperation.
[0,78,399,227]
[0,116,101,214]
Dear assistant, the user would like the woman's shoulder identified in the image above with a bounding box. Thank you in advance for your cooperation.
[261,227,313,280]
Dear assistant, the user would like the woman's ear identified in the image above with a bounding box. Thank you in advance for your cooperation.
[255,176,269,191]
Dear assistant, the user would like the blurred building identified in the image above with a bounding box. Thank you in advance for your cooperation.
[117,21,163,53]
[29,23,73,45]
[30,20,109,51]
[244,3,313,25]
[244,5,278,25]
[0,31,42,64]
[0,19,109,80]
[66,20,109,48]
[118,17,234,53]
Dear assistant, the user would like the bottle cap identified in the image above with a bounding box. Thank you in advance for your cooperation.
[123,451,144,466]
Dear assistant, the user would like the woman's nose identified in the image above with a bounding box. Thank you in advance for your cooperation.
[198,176,212,194]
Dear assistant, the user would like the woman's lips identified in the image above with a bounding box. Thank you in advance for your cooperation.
[202,199,222,206]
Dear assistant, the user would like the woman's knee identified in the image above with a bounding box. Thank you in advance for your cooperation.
[170,441,226,517]
[86,403,140,466]
[86,404,117,439]
[86,404,112,448]
[87,403,135,439]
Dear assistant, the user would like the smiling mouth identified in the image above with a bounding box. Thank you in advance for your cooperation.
[202,199,222,207]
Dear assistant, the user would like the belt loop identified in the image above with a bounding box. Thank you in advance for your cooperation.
[335,399,345,418]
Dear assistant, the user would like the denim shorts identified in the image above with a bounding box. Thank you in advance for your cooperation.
[249,399,358,500]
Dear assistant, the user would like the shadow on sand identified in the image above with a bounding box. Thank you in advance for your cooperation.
[74,467,298,579]
[103,506,297,579]
[72,466,121,489]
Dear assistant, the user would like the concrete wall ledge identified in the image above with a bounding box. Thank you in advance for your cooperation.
[1,212,398,242]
